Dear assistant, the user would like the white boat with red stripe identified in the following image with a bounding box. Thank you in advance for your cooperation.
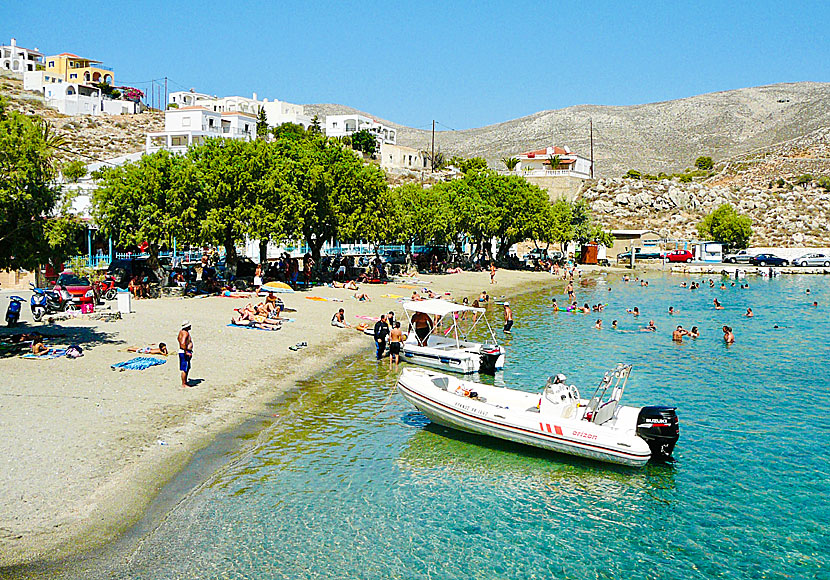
[396,364,679,467]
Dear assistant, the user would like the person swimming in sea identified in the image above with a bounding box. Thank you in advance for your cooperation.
[595,319,602,330]
[745,307,753,317]
[641,320,657,332]
[713,298,724,310]
[689,326,699,338]
[612,320,618,330]
[723,325,735,344]
[627,306,640,316]
[668,306,675,315]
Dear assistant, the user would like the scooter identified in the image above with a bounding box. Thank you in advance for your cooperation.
[30,283,73,322]
[95,275,119,301]
[5,296,24,326]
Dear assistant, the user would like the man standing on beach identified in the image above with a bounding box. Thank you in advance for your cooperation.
[490,262,497,284]
[503,302,513,334]
[374,314,389,360]
[178,321,193,388]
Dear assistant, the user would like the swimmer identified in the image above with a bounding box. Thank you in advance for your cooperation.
[713,298,724,310]
[595,319,602,330]
[812,301,818,307]
[551,298,559,310]
[680,282,688,288]
[612,320,618,330]
[668,306,675,315]
[641,320,657,332]
[672,325,689,343]
[806,289,811,294]
[689,326,700,338]
[723,325,735,344]
[745,307,753,317]
[627,306,640,316]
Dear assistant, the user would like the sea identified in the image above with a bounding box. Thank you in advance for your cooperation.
[88,273,830,579]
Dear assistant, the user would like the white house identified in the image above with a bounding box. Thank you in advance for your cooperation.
[325,114,396,145]
[1,38,42,73]
[380,143,426,171]
[41,82,137,116]
[146,107,256,153]
[506,146,592,179]
[168,90,312,128]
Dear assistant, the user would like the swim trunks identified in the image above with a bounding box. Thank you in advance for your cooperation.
[178,352,191,373]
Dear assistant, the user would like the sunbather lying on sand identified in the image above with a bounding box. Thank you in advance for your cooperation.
[127,343,168,355]
[332,280,359,290]
[230,317,282,330]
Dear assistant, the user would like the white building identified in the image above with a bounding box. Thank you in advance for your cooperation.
[380,143,426,171]
[325,114,396,145]
[146,106,256,153]
[505,146,592,179]
[168,90,312,128]
[23,74,137,115]
[1,38,42,73]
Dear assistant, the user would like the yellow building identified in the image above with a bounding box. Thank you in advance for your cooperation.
[44,52,114,85]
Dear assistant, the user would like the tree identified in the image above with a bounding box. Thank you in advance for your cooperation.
[309,114,323,135]
[93,150,192,273]
[501,157,519,171]
[548,155,562,170]
[62,160,87,183]
[351,129,377,157]
[0,103,78,270]
[570,199,614,248]
[697,203,753,249]
[256,107,269,139]
[694,156,714,170]
[795,174,813,189]
[548,198,574,250]
[448,156,488,175]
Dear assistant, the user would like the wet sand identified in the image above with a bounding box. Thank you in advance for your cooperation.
[0,269,565,568]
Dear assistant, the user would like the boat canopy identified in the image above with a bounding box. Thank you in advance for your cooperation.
[401,299,484,316]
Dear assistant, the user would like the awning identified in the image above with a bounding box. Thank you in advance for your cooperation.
[401,299,484,316]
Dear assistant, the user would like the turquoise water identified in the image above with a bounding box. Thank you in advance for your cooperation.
[120,274,829,579]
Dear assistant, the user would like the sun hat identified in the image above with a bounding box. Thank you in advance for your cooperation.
[504,301,510,306]
[181,320,191,329]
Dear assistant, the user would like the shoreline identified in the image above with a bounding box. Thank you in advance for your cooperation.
[0,269,565,574]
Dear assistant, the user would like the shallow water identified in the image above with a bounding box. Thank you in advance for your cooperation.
[120,273,829,579]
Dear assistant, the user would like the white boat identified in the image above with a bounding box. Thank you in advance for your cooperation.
[396,364,679,467]
[401,299,505,375]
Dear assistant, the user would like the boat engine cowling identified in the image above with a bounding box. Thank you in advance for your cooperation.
[636,406,679,461]
[478,345,502,375]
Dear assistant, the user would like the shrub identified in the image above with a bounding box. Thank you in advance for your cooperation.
[624,169,641,179]
[62,160,87,183]
[695,156,714,170]
[817,176,830,191]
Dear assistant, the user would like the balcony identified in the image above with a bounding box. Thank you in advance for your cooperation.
[498,169,591,179]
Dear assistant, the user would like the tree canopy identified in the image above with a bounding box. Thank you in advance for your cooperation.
[697,203,752,249]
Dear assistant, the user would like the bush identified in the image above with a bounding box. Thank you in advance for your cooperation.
[695,156,714,170]
[624,169,641,179]
[62,160,87,183]
[795,174,813,188]
[817,176,830,191]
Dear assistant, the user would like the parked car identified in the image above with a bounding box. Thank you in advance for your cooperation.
[107,257,167,289]
[792,253,830,267]
[522,248,549,262]
[380,250,407,265]
[616,247,663,261]
[723,250,753,264]
[748,253,789,267]
[666,250,694,263]
[54,271,97,305]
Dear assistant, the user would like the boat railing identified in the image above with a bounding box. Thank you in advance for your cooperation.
[584,364,632,424]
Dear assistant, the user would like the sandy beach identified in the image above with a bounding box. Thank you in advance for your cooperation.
[0,269,565,568]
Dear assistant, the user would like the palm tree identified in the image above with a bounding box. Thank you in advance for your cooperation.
[548,155,562,171]
[501,157,519,171]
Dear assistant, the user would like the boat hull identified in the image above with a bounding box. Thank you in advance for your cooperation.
[402,344,505,375]
[397,369,652,467]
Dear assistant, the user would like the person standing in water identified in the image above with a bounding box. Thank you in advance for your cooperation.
[388,322,403,368]
[723,325,735,344]
[503,302,513,333]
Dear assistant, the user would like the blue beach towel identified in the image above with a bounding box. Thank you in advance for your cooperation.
[227,323,281,331]
[22,348,67,360]
[111,356,167,371]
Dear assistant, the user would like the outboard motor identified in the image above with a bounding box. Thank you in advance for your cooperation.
[479,344,502,375]
[636,406,680,461]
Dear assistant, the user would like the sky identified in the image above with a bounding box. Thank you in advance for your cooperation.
[3,0,828,130]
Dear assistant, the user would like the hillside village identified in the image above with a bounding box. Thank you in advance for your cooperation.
[3,35,830,249]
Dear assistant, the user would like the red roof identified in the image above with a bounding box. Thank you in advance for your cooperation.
[53,52,102,63]
[524,146,569,157]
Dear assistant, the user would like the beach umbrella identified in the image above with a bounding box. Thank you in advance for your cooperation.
[260,281,294,293]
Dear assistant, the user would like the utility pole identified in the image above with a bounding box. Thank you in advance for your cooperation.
[431,120,436,172]
[589,117,594,179]
[164,76,168,111]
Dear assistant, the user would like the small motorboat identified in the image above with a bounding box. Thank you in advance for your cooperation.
[397,364,679,467]
[401,299,505,375]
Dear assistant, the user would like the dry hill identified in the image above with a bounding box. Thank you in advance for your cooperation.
[306,82,830,178]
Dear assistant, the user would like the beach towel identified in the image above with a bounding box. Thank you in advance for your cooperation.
[305,296,329,301]
[22,348,67,360]
[396,284,419,289]
[380,294,404,299]
[227,323,281,331]
[222,291,252,298]
[111,356,167,371]
[355,315,380,321]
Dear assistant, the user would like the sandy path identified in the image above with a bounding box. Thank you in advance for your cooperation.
[0,269,562,567]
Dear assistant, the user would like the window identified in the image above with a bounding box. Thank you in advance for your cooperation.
[48,61,54,67]
[70,73,77,79]
[171,135,188,147]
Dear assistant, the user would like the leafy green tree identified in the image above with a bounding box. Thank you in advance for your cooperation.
[271,122,308,140]
[256,107,269,138]
[62,160,87,183]
[309,114,323,135]
[93,150,193,273]
[351,129,377,157]
[548,198,575,250]
[501,157,520,171]
[548,155,562,170]
[570,199,613,247]
[697,203,753,249]
[694,156,714,170]
[448,156,488,175]
[0,104,79,270]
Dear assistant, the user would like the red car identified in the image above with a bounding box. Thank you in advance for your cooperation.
[666,250,694,263]
[54,271,97,304]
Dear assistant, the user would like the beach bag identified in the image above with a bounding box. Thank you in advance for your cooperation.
[66,345,84,358]
[81,303,94,314]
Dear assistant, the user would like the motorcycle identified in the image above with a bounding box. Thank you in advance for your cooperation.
[95,275,119,301]
[30,283,74,322]
[5,296,24,326]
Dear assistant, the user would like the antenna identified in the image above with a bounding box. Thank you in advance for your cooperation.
[431,120,435,172]
[590,117,594,179]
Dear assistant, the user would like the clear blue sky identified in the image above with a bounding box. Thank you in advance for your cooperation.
[3,0,828,129]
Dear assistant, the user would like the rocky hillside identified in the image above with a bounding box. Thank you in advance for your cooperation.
[307,82,830,178]
[0,72,162,165]
[584,125,830,246]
